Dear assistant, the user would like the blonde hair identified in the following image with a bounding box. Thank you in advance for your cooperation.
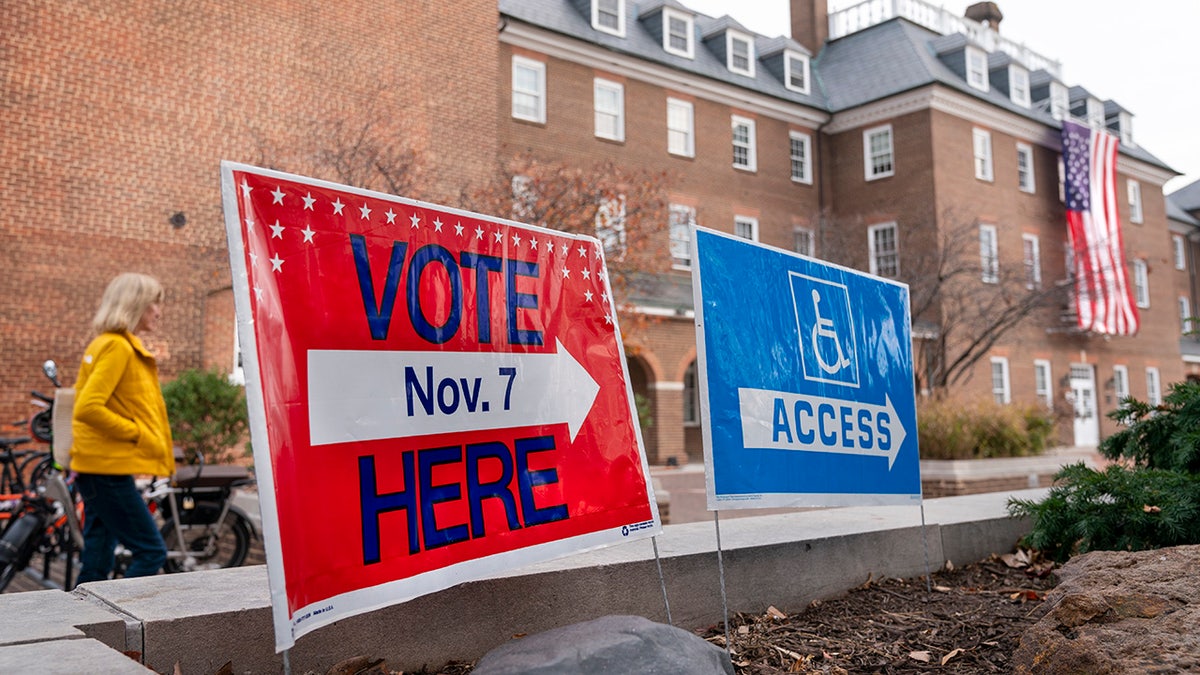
[92,273,164,334]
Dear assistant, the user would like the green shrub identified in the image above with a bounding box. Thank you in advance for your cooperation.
[917,398,1054,459]
[1100,379,1200,473]
[1009,463,1200,562]
[162,368,250,465]
[1008,379,1200,561]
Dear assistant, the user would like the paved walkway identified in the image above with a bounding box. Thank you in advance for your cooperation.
[652,445,1110,525]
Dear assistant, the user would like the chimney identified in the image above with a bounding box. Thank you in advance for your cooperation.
[964,2,1003,31]
[790,0,828,52]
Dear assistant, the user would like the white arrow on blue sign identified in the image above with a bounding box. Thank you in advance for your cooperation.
[691,227,921,509]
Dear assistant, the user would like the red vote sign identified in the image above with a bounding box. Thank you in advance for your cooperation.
[219,163,660,650]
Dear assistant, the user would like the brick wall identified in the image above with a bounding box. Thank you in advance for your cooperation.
[0,0,498,423]
[497,39,824,462]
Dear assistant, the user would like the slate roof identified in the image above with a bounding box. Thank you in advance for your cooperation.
[499,1,1175,173]
[1170,178,1200,214]
[498,0,825,109]
[1167,194,1199,226]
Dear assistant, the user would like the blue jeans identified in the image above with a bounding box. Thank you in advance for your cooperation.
[76,473,166,583]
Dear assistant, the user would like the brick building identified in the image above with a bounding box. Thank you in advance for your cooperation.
[2,0,1185,465]
[1,0,500,426]
[1168,180,1200,378]
[499,0,1181,463]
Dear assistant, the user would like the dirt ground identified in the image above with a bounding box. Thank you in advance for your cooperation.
[698,550,1057,674]
[403,550,1057,675]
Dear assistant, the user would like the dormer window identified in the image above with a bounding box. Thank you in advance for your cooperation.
[1008,65,1030,108]
[593,0,624,37]
[727,31,755,77]
[1086,98,1104,128]
[1119,111,1134,146]
[1049,82,1069,120]
[662,7,694,58]
[966,46,989,92]
[784,51,810,94]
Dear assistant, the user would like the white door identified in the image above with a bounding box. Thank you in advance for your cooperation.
[1070,364,1099,447]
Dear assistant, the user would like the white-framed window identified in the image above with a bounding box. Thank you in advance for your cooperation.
[789,131,812,184]
[683,361,699,425]
[595,194,626,259]
[1016,142,1035,193]
[662,8,694,58]
[1009,65,1031,108]
[669,204,696,269]
[1118,111,1135,146]
[1033,359,1052,409]
[1173,234,1186,270]
[1146,367,1162,406]
[734,215,758,241]
[511,56,546,123]
[667,98,694,157]
[784,51,810,94]
[863,124,894,180]
[1057,156,1065,203]
[979,224,999,283]
[1086,97,1104,128]
[593,78,624,141]
[726,31,755,77]
[1022,233,1041,289]
[732,115,757,171]
[868,222,899,277]
[593,0,625,36]
[1112,365,1129,402]
[1127,179,1143,224]
[1180,296,1193,334]
[1133,258,1150,308]
[973,128,994,181]
[965,46,989,92]
[1049,82,1069,120]
[990,356,1011,404]
[1063,237,1074,282]
[511,175,536,222]
[794,226,814,256]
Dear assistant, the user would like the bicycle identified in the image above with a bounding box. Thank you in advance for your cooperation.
[113,454,257,575]
[0,432,37,492]
[0,469,82,591]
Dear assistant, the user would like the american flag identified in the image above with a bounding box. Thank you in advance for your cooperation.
[1062,119,1139,335]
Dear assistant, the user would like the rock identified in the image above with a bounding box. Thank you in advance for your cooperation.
[472,615,734,675]
[1013,544,1200,674]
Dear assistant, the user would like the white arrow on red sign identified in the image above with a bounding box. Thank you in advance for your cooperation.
[307,338,600,446]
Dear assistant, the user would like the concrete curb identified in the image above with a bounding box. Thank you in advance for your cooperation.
[0,488,1046,674]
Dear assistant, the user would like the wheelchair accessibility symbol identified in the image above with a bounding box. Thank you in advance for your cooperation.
[789,272,860,388]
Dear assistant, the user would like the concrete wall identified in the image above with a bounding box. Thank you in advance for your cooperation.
[0,488,1044,674]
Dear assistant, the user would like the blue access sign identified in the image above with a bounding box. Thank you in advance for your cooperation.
[691,228,921,509]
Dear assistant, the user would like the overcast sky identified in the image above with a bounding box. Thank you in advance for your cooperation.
[682,0,1200,196]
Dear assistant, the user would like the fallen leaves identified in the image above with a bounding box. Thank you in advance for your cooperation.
[941,647,964,665]
[701,555,1058,674]
[997,547,1056,578]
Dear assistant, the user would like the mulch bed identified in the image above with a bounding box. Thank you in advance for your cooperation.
[399,550,1057,675]
[700,550,1057,674]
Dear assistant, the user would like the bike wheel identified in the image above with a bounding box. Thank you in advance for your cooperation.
[21,454,54,491]
[0,561,18,592]
[161,509,252,572]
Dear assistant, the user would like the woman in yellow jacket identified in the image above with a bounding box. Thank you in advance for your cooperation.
[72,273,175,582]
